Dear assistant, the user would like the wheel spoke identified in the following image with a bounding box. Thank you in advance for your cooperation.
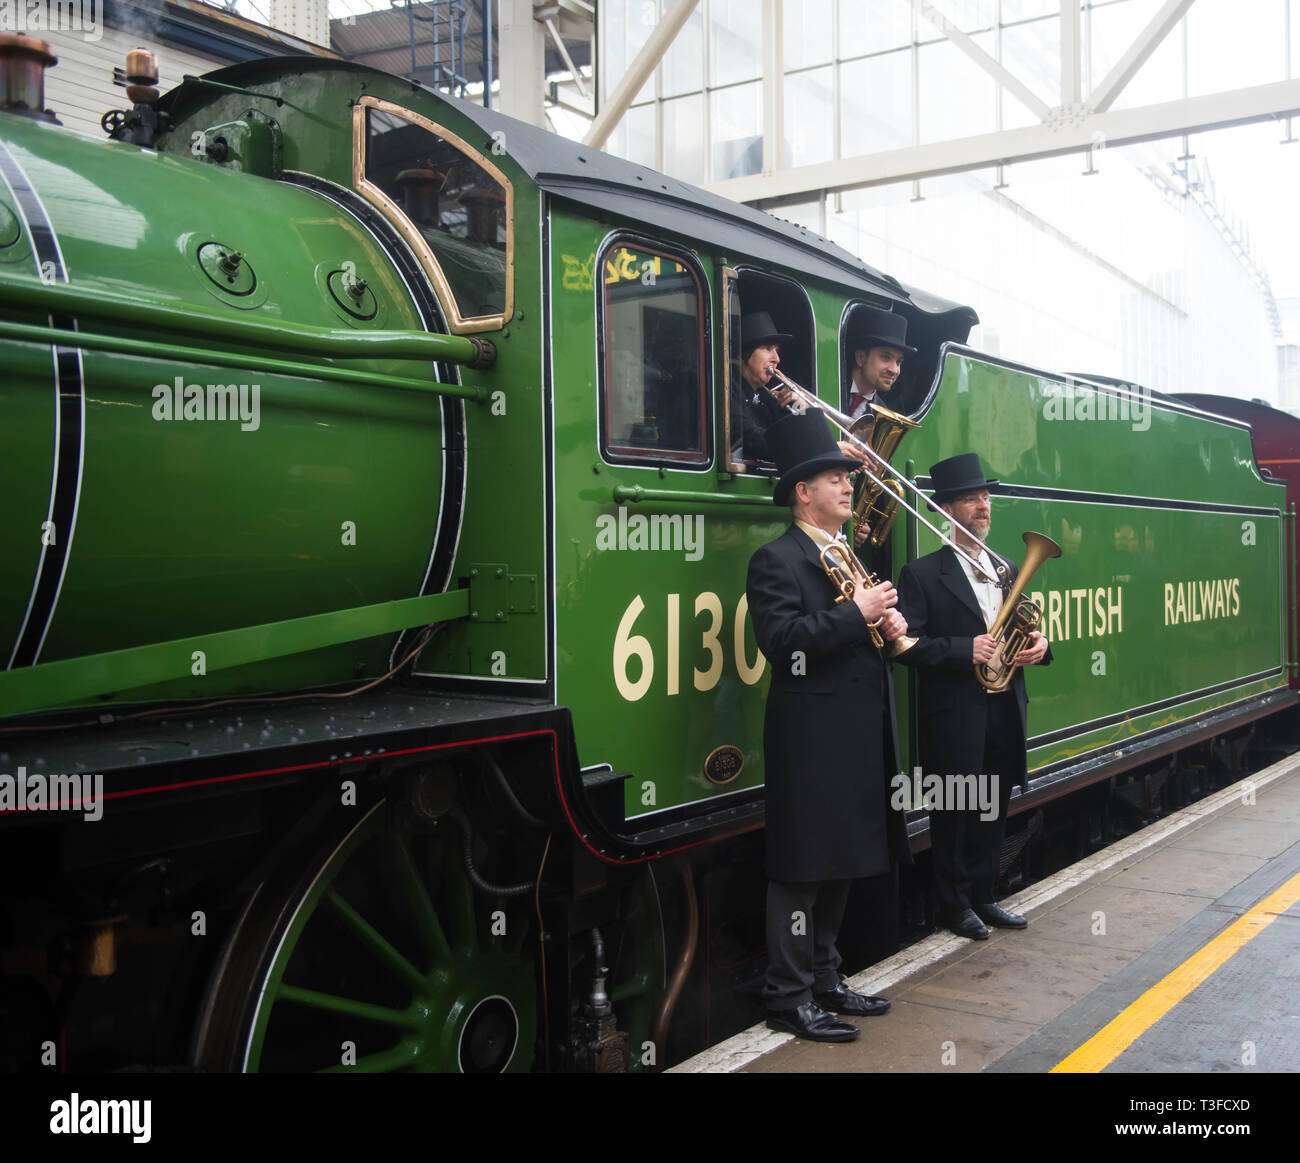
[387,834,451,967]
[277,984,423,1029]
[324,889,429,993]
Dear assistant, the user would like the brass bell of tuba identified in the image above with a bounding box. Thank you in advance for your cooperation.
[851,403,920,548]
[976,531,1061,692]
[820,540,917,658]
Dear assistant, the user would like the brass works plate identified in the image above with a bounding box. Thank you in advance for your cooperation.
[703,744,744,785]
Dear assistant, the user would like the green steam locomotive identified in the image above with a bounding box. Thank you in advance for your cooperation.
[0,43,1292,1072]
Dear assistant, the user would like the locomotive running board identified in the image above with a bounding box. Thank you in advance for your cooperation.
[0,589,469,718]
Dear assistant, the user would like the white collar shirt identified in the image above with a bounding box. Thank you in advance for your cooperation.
[955,544,1002,631]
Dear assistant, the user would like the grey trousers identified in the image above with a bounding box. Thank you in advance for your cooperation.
[763,878,851,1009]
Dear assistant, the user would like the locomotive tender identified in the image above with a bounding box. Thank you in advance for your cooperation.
[0,44,1294,1072]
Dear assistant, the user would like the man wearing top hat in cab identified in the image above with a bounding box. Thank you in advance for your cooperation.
[745,412,913,1043]
[896,453,1051,941]
[844,305,916,425]
[737,310,797,461]
[737,309,874,472]
[843,306,916,551]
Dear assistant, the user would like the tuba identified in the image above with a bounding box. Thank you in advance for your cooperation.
[819,540,917,658]
[976,531,1061,692]
[850,403,920,548]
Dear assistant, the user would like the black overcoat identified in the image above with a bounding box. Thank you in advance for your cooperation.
[896,547,1050,791]
[746,525,911,882]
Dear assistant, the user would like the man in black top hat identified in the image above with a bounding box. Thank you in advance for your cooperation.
[746,413,913,1042]
[843,306,918,550]
[737,310,872,472]
[844,306,916,425]
[896,453,1050,940]
[737,310,797,460]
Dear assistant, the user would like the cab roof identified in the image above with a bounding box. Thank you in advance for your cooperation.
[172,57,977,329]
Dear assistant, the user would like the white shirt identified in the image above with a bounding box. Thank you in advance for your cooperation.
[955,544,1003,631]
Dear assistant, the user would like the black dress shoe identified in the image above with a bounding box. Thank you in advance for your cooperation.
[813,981,891,1017]
[947,909,990,940]
[765,1001,861,1042]
[974,902,1027,929]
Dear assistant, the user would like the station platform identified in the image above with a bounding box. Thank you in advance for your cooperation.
[675,751,1300,1076]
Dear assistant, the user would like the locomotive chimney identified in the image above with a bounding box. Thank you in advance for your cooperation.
[0,34,58,122]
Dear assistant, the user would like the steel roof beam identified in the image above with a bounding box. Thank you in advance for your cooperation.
[1089,0,1196,114]
[584,0,701,148]
[762,0,784,175]
[1061,0,1081,107]
[910,0,1050,120]
[705,78,1300,201]
[544,14,588,97]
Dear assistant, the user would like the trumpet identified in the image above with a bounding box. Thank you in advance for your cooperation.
[976,531,1061,692]
[761,368,1010,586]
[819,540,917,658]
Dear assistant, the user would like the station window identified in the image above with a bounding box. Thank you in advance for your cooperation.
[600,240,710,468]
[354,96,512,333]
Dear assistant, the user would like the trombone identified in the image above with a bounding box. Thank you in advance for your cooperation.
[761,368,1011,586]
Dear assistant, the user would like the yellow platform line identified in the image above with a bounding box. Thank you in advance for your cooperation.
[1051,872,1300,1073]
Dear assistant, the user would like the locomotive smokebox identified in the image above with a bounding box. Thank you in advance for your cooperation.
[0,34,57,122]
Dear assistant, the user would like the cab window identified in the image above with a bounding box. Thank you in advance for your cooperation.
[600,240,710,468]
[354,97,512,332]
[722,270,816,475]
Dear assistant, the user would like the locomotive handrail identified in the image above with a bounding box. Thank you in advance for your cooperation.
[0,277,497,371]
[612,485,776,507]
[0,321,486,401]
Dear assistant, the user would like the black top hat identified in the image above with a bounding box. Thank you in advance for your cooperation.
[741,311,793,355]
[929,452,999,503]
[847,306,916,356]
[768,413,861,506]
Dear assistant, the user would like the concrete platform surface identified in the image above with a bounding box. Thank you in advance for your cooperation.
[674,751,1300,1076]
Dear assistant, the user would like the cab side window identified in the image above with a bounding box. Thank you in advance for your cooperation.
[355,97,512,331]
[722,272,815,476]
[600,241,710,468]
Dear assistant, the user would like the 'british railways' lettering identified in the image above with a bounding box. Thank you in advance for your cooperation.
[1029,586,1123,643]
[1164,578,1240,625]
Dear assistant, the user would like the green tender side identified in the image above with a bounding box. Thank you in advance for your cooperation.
[892,351,1288,781]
